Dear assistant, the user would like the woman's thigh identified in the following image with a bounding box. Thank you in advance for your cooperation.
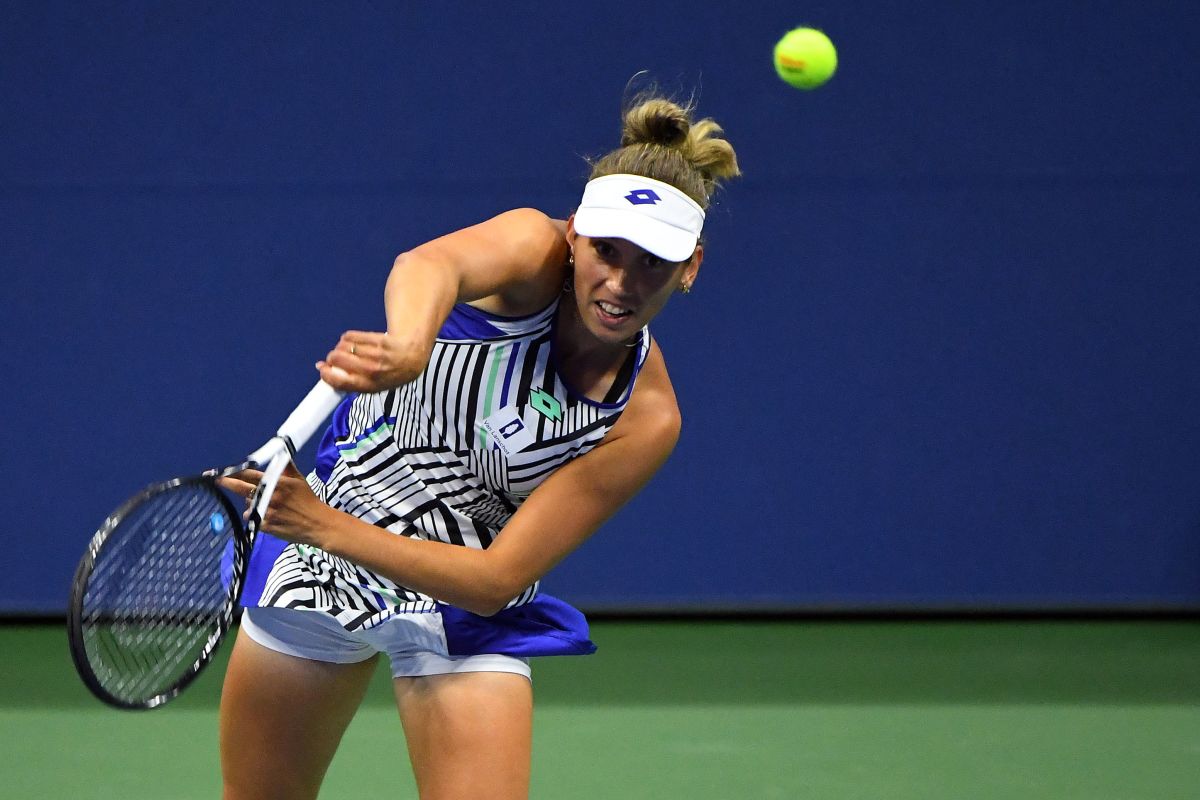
[219,627,380,800]
[393,671,533,800]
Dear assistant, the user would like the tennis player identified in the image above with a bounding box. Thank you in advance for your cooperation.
[218,95,740,800]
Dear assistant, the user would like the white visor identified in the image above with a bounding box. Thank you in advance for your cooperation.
[573,174,705,262]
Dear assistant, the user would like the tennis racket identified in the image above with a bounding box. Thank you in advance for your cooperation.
[67,380,344,710]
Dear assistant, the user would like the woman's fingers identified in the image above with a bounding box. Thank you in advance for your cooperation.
[317,331,383,390]
[214,477,250,497]
[336,331,381,364]
[316,360,370,392]
[216,470,263,499]
[317,330,421,393]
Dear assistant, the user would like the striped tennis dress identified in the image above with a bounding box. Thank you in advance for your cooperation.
[244,298,650,642]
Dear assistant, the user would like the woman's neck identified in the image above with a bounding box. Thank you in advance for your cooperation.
[553,296,635,403]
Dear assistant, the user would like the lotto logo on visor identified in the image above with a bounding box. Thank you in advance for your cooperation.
[625,189,662,205]
[574,174,705,262]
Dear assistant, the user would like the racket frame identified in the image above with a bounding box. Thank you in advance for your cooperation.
[67,467,251,709]
[67,380,344,710]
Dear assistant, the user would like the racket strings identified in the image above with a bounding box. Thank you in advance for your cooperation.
[80,483,239,703]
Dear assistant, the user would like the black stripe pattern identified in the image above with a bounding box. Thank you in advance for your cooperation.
[260,300,651,629]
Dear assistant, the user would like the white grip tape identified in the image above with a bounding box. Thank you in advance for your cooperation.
[245,437,287,471]
[276,380,346,451]
[251,449,292,520]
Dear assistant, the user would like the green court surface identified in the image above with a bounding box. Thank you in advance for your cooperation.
[2,619,1198,799]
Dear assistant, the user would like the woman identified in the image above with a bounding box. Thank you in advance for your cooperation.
[218,95,740,799]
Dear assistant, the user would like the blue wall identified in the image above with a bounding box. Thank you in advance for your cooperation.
[3,2,1198,613]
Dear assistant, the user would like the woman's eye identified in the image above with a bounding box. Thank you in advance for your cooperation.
[637,252,669,270]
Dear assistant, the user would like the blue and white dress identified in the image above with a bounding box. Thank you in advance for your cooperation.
[242,298,650,657]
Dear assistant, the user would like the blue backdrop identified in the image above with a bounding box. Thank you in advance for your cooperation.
[3,1,1198,613]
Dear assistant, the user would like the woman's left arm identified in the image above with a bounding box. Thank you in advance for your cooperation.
[224,349,682,616]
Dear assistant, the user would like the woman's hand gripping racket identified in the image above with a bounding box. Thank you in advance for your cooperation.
[67,380,345,710]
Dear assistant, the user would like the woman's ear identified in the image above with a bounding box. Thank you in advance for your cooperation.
[564,215,579,264]
[682,244,704,288]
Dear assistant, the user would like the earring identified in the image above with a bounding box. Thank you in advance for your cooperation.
[680,282,692,294]
[563,251,576,293]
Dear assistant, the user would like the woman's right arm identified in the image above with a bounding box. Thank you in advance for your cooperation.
[317,208,567,394]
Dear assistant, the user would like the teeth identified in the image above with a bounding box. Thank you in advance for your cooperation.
[598,301,630,316]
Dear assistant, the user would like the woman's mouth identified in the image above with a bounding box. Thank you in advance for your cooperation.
[595,300,633,324]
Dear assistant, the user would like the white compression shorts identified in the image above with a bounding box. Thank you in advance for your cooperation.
[240,606,531,680]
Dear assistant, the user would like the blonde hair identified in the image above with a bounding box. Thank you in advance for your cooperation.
[589,95,741,210]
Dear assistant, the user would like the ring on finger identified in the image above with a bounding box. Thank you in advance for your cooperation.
[350,343,357,355]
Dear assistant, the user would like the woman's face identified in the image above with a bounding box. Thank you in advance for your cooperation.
[566,221,702,347]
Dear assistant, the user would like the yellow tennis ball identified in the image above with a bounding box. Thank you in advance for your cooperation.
[773,27,838,90]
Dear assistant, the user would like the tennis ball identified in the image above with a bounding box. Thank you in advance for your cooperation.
[773,27,837,90]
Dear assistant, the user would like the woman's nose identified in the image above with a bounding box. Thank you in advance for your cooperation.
[606,266,632,294]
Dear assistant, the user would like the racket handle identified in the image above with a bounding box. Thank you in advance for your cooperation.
[276,380,346,453]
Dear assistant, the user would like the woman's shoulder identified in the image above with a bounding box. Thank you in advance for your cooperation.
[612,341,683,448]
[482,208,566,251]
[460,208,569,317]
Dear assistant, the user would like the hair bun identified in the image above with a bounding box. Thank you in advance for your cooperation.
[589,92,741,209]
[621,98,690,148]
